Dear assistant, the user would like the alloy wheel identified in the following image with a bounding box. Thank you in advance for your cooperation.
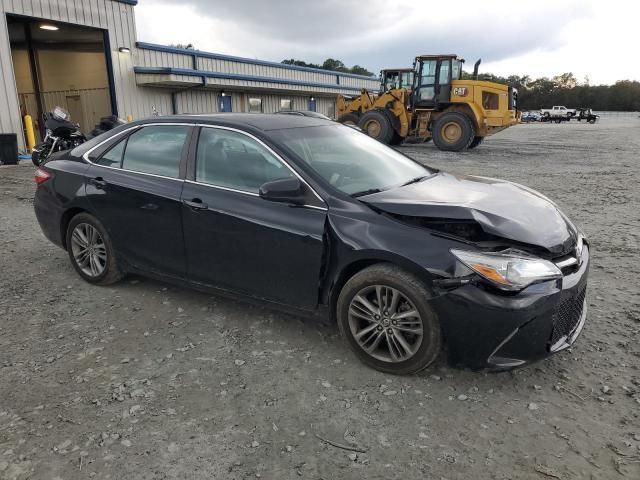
[70,223,107,277]
[348,285,424,363]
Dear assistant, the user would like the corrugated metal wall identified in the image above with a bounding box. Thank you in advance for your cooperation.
[173,90,337,118]
[20,88,111,134]
[135,46,380,92]
[0,0,377,150]
[0,0,144,150]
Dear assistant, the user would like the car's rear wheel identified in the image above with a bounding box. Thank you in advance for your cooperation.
[337,264,441,375]
[66,213,124,285]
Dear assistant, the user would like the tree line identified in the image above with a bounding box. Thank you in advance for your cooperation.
[281,58,374,77]
[465,72,640,111]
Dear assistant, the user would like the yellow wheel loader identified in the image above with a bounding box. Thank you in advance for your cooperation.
[337,55,519,151]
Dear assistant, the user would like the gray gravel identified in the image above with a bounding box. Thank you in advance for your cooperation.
[1,117,639,479]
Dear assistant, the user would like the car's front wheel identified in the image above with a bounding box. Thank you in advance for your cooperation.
[66,213,124,285]
[337,264,441,375]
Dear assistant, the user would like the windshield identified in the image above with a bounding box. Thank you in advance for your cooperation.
[273,125,432,196]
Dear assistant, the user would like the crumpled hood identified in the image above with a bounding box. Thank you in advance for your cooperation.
[361,172,578,255]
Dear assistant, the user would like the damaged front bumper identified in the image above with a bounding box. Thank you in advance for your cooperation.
[430,245,590,370]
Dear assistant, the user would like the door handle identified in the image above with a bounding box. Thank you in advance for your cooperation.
[140,203,159,211]
[183,198,208,211]
[88,177,107,189]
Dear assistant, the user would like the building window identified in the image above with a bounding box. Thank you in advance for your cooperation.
[280,99,292,111]
[248,98,262,113]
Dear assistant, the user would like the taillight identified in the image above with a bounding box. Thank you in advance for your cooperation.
[34,168,52,185]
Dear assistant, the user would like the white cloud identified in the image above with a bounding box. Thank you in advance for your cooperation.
[482,2,640,84]
[134,0,639,84]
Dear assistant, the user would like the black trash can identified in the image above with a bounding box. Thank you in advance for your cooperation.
[0,134,18,165]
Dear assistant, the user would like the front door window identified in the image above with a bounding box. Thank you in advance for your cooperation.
[196,127,294,193]
[418,60,437,101]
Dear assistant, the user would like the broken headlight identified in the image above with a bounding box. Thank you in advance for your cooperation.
[451,249,562,291]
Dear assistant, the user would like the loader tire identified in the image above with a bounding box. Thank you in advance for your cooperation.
[338,113,360,127]
[358,110,395,144]
[468,136,484,149]
[432,112,475,152]
[389,131,404,146]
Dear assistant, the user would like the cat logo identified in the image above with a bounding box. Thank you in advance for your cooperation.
[453,87,468,97]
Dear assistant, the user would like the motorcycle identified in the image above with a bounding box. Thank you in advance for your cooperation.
[32,106,86,167]
[31,107,126,167]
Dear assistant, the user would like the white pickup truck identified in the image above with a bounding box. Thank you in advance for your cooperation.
[540,106,577,118]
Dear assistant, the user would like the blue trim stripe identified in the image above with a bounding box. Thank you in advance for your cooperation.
[133,66,365,92]
[114,0,138,5]
[135,42,377,82]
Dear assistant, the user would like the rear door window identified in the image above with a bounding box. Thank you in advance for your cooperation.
[121,125,190,178]
[95,139,126,168]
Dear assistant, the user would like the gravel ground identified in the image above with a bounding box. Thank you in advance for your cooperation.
[1,117,639,480]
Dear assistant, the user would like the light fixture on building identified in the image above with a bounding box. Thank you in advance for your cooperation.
[118,47,131,53]
[220,91,226,97]
[39,24,59,31]
[310,96,315,101]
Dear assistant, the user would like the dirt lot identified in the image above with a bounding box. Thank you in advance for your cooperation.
[1,117,639,480]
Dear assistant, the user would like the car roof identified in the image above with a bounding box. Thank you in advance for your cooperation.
[142,113,332,131]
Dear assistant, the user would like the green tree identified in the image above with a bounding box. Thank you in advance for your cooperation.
[281,58,374,77]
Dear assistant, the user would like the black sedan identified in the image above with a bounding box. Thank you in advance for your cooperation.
[34,114,589,375]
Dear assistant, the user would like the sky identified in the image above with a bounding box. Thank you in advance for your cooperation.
[134,0,639,85]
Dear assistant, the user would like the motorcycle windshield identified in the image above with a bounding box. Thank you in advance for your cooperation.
[52,106,70,122]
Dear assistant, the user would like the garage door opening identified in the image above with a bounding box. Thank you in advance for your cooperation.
[7,15,116,143]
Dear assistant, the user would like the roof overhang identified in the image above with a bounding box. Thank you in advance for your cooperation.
[134,67,365,95]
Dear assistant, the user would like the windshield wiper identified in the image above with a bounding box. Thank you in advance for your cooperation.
[351,188,384,198]
[401,175,429,187]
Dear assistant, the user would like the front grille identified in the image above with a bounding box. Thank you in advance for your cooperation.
[550,286,586,347]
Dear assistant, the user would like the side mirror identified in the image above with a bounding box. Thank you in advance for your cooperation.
[259,177,304,205]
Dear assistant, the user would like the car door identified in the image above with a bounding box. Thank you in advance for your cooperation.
[181,125,327,309]
[84,123,193,277]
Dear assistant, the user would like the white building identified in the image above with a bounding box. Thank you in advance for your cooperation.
[0,0,378,151]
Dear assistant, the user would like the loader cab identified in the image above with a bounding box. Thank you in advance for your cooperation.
[380,68,415,93]
[412,55,464,109]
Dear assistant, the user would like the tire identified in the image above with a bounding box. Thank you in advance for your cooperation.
[389,131,404,146]
[336,264,441,375]
[66,213,125,285]
[431,112,475,152]
[32,142,51,166]
[468,136,484,149]
[358,110,395,144]
[338,113,360,127]
[98,116,124,131]
[88,128,106,140]
[31,148,42,167]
